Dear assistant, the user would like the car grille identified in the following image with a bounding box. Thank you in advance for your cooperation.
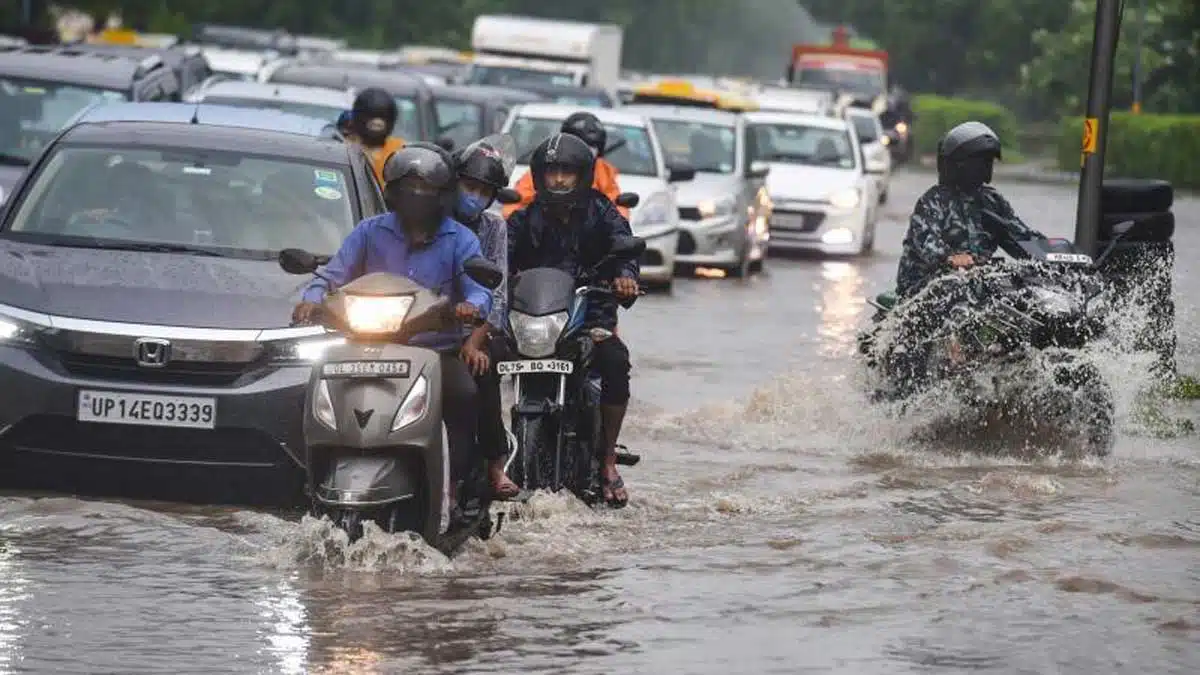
[770,210,825,233]
[678,207,702,221]
[57,353,253,386]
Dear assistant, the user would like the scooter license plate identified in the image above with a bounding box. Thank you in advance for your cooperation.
[496,359,574,375]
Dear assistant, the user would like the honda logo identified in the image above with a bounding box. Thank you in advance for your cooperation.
[133,338,171,368]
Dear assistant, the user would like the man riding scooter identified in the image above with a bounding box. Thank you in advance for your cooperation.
[292,143,492,507]
[506,132,641,507]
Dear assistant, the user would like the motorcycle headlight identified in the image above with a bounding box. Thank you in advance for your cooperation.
[509,311,569,358]
[1029,286,1077,316]
[633,193,672,229]
[342,295,414,334]
[828,187,861,209]
[696,196,735,219]
[267,335,345,363]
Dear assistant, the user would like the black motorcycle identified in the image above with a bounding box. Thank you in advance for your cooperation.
[858,213,1148,455]
[496,234,646,503]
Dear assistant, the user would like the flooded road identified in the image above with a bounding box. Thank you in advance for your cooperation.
[1,170,1197,674]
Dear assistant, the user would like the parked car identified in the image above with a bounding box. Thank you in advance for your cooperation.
[185,80,353,125]
[431,84,542,149]
[0,45,181,200]
[744,110,879,255]
[0,102,384,505]
[843,107,893,204]
[623,103,771,277]
[502,103,695,289]
[64,42,213,97]
[260,62,438,143]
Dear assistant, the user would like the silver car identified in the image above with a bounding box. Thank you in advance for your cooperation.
[623,104,771,278]
[185,80,353,123]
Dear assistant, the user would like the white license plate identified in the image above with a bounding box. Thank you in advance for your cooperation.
[77,390,217,429]
[322,360,411,378]
[496,359,574,376]
[1045,252,1093,264]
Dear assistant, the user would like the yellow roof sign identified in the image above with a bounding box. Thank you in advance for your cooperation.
[631,81,757,112]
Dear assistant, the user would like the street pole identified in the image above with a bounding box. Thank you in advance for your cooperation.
[1073,0,1123,257]
[1131,0,1145,113]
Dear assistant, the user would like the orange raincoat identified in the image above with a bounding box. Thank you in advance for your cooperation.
[502,157,629,220]
[364,137,406,187]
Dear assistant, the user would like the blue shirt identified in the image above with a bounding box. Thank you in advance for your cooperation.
[302,213,493,351]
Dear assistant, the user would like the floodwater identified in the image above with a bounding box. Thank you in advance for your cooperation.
[1,170,1197,674]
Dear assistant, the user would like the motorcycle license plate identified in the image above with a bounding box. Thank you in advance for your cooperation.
[1045,252,1093,264]
[496,359,574,375]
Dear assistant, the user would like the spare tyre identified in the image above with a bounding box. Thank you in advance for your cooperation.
[1101,179,1173,213]
[1099,210,1174,242]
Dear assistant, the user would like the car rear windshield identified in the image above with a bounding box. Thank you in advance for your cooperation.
[201,96,344,124]
[394,96,421,141]
[2,145,357,259]
[649,119,736,174]
[747,123,857,169]
[0,77,128,163]
[434,100,483,150]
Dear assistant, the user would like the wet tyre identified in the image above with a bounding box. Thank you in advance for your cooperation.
[1101,179,1173,213]
[1099,210,1174,242]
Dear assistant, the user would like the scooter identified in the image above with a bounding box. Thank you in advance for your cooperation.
[278,248,505,554]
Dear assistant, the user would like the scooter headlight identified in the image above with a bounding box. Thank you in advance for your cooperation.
[392,374,429,431]
[343,295,414,334]
[509,311,569,358]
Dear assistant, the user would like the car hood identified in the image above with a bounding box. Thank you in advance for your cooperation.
[673,172,741,207]
[764,164,859,202]
[0,165,25,205]
[0,241,310,329]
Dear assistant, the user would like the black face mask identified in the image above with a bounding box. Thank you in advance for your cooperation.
[388,189,443,243]
[950,156,994,191]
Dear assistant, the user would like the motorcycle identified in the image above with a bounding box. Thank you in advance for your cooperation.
[278,247,506,553]
[857,213,1149,456]
[496,221,646,504]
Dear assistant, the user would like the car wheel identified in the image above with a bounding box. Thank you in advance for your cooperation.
[859,223,876,255]
[879,188,889,204]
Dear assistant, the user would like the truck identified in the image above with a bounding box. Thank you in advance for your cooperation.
[785,26,914,162]
[464,15,622,91]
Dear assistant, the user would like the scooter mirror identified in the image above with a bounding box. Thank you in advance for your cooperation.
[495,187,521,205]
[279,248,319,274]
[614,192,639,208]
[609,235,646,259]
[463,256,504,289]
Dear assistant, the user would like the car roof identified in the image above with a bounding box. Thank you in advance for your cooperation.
[620,103,739,125]
[431,84,542,104]
[265,63,428,96]
[70,102,341,141]
[195,80,353,108]
[62,43,204,67]
[742,110,850,130]
[0,45,160,90]
[509,103,649,127]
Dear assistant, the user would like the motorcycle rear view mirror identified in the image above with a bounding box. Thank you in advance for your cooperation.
[495,187,521,204]
[279,248,319,274]
[615,192,639,208]
[463,256,504,289]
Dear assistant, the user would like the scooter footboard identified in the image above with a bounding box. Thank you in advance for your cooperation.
[313,454,422,507]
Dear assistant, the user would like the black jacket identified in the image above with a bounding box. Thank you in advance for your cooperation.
[507,189,640,328]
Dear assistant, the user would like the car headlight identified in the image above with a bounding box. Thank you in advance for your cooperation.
[696,196,735,219]
[343,295,414,334]
[0,314,40,348]
[509,311,568,358]
[267,335,345,363]
[828,187,861,209]
[634,193,673,229]
[895,121,908,135]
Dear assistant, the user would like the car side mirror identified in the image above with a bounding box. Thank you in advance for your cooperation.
[615,192,639,208]
[463,256,504,289]
[495,187,521,205]
[667,165,696,183]
[610,235,646,258]
[279,248,320,274]
[747,160,770,179]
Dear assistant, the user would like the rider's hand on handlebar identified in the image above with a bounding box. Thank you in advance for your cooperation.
[454,302,482,323]
[947,253,976,270]
[291,301,322,325]
[612,276,640,299]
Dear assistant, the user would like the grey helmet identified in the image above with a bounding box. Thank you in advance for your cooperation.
[938,121,1002,162]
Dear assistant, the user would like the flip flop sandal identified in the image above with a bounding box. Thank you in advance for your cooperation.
[492,480,522,501]
[602,475,628,509]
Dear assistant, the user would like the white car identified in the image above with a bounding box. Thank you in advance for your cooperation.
[184,80,353,123]
[843,107,893,204]
[752,86,835,116]
[199,47,273,82]
[501,103,691,289]
[623,104,771,277]
[743,111,879,256]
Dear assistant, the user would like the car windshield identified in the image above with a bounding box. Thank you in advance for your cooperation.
[748,123,857,169]
[649,119,736,174]
[200,96,344,124]
[847,114,880,143]
[545,93,611,108]
[0,77,128,163]
[2,146,356,259]
[435,100,483,150]
[393,96,421,141]
[601,124,657,176]
[794,67,885,96]
[468,65,577,88]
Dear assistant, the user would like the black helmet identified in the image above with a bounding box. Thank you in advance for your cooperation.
[937,121,1001,189]
[561,111,607,156]
[455,135,514,189]
[530,133,595,206]
[351,87,397,145]
[382,143,456,238]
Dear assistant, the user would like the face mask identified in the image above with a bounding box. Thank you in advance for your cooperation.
[951,157,994,190]
[456,190,489,222]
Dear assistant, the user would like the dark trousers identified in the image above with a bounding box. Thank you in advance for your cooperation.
[592,336,631,405]
[474,338,509,460]
[440,351,478,483]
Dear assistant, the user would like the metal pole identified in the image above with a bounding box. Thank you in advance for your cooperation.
[1073,0,1123,257]
[1131,0,1145,113]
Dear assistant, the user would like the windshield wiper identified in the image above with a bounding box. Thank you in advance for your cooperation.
[0,153,31,166]
[67,239,235,257]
